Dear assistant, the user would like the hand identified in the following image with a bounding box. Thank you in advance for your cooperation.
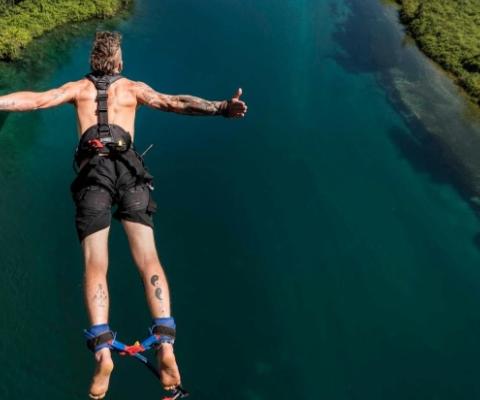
[227,88,248,118]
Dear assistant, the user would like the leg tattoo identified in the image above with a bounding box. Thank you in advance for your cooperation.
[150,274,165,313]
[93,284,108,308]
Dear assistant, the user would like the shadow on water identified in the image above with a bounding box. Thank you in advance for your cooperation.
[385,124,480,254]
[331,0,401,74]
[332,0,467,185]
[331,0,461,187]
[333,0,480,252]
[387,126,457,187]
[383,80,480,206]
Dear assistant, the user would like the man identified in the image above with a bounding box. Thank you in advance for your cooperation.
[0,31,247,399]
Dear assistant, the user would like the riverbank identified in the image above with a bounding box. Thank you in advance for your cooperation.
[394,0,480,104]
[0,0,132,60]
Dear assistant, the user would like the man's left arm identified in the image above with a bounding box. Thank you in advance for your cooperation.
[0,81,78,112]
[136,82,248,118]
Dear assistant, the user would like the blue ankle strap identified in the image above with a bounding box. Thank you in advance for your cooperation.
[84,324,116,352]
[150,317,176,345]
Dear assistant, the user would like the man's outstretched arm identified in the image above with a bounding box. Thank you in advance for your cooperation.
[136,82,248,118]
[0,81,78,112]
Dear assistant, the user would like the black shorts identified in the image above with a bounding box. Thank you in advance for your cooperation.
[71,155,156,242]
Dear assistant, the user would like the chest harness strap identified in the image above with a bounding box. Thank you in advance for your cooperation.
[85,73,129,153]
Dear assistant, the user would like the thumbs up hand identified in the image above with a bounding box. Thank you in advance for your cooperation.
[226,88,248,118]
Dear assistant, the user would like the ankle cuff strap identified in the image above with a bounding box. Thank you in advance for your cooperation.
[84,327,115,353]
[150,317,176,345]
[152,325,176,339]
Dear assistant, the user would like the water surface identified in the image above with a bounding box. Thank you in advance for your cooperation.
[1,1,480,399]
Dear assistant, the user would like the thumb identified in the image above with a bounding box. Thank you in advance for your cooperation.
[232,87,242,100]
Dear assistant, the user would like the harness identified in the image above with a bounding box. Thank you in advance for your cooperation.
[73,72,131,168]
[84,72,130,154]
[72,73,155,195]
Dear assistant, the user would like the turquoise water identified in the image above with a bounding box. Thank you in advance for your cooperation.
[2,0,480,399]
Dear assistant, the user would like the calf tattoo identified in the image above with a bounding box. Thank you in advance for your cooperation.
[150,274,165,311]
[150,274,163,301]
[150,275,159,286]
[93,284,107,308]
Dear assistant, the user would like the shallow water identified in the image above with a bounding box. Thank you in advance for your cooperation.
[2,0,480,399]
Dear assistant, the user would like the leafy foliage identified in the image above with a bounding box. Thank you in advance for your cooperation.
[395,0,480,103]
[0,0,131,60]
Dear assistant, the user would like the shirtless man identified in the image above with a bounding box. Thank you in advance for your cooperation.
[0,31,247,399]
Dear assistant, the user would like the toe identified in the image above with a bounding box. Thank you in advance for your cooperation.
[89,393,106,400]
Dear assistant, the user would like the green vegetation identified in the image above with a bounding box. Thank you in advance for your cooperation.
[0,1,22,15]
[394,0,480,104]
[0,0,131,60]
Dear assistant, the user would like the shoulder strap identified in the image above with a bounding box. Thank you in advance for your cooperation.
[86,73,124,136]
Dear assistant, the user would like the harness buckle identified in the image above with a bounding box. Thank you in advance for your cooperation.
[98,124,110,133]
[87,139,105,149]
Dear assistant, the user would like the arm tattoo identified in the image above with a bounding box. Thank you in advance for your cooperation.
[93,283,107,308]
[143,88,157,106]
[170,95,228,116]
[0,100,17,111]
[0,86,69,112]
[50,88,66,100]
[142,86,228,116]
[155,288,163,301]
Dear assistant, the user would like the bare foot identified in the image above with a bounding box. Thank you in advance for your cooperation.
[89,348,114,399]
[156,343,181,391]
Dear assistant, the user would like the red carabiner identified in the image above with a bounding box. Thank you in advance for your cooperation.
[119,341,145,356]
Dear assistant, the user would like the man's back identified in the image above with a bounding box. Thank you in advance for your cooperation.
[73,77,139,138]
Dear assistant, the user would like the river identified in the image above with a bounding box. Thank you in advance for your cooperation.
[1,0,480,399]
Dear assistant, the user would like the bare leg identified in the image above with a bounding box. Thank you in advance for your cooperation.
[122,220,181,390]
[82,227,114,400]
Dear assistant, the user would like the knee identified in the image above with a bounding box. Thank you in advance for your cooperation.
[137,254,162,274]
[85,258,108,274]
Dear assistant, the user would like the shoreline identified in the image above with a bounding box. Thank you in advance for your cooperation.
[393,0,480,106]
[0,0,132,61]
[338,0,480,203]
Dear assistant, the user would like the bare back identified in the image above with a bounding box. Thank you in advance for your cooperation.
[74,77,140,140]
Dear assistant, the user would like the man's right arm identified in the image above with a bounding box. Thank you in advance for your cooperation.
[135,82,247,118]
[0,81,79,112]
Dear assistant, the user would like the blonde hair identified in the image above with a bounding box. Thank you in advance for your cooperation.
[90,31,122,75]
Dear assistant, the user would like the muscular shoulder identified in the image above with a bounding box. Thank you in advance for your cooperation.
[61,79,93,102]
[131,81,166,107]
[66,78,92,93]
[117,78,142,94]
[132,80,154,95]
